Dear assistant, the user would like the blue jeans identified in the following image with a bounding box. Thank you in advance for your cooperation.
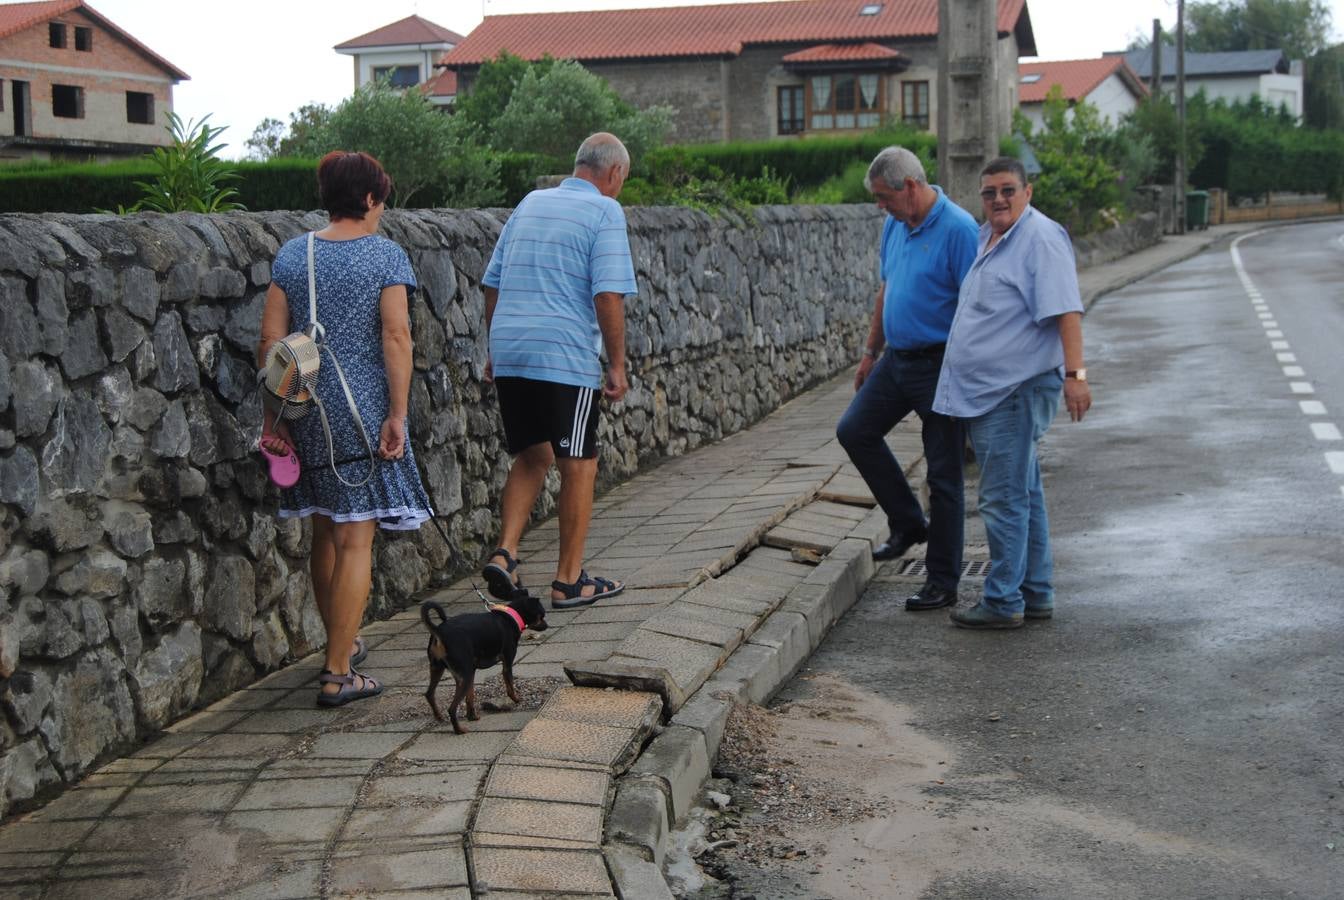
[966,369,1063,615]
[836,349,964,589]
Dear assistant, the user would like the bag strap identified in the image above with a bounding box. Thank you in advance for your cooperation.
[306,231,375,489]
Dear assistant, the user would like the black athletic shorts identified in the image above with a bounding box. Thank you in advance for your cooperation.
[494,376,601,459]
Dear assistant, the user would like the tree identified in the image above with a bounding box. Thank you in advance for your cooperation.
[1187,0,1333,60]
[321,80,500,208]
[245,103,334,161]
[1305,43,1344,128]
[453,50,555,137]
[489,59,673,162]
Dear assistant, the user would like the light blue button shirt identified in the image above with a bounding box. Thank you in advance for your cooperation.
[933,206,1083,418]
[484,178,638,389]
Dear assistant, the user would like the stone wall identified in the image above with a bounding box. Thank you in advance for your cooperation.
[0,204,881,819]
[1069,212,1163,269]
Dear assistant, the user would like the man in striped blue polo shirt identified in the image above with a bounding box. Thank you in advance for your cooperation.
[480,133,638,610]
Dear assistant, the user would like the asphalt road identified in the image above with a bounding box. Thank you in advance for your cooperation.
[743,222,1344,899]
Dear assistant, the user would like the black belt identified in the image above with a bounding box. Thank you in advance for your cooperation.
[888,344,946,359]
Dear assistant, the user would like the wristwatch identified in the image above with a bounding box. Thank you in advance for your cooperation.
[1066,368,1087,382]
[862,348,878,359]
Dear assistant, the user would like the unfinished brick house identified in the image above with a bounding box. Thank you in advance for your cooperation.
[0,0,188,163]
[442,0,1036,144]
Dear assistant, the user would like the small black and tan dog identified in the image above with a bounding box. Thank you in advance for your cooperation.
[420,592,548,733]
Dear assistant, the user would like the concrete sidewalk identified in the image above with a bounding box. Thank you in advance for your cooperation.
[0,224,1254,898]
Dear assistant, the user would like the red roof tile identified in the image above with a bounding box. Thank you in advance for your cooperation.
[444,0,1027,66]
[0,0,188,80]
[782,41,901,63]
[1018,57,1146,104]
[335,14,464,50]
[421,68,457,98]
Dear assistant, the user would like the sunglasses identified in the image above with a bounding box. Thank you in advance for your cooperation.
[980,186,1020,202]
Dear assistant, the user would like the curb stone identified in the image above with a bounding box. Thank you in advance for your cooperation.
[605,514,878,898]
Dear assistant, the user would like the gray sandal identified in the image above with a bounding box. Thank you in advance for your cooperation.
[316,669,382,707]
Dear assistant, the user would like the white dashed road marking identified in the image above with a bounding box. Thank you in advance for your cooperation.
[1232,230,1344,498]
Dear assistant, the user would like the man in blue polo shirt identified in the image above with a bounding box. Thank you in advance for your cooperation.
[836,146,979,612]
[480,132,638,610]
[936,157,1092,629]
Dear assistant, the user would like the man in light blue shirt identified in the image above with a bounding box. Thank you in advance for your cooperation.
[480,133,638,610]
[934,157,1093,629]
[836,147,979,612]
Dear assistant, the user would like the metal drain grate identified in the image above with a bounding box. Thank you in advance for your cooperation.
[899,559,992,578]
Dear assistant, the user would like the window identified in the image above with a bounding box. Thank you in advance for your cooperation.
[49,22,66,48]
[809,73,882,130]
[372,65,420,88]
[126,91,154,124]
[902,80,929,130]
[52,84,83,119]
[75,26,92,51]
[860,3,883,14]
[777,85,804,135]
[1020,73,1042,84]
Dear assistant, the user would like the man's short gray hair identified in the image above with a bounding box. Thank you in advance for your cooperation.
[865,146,927,192]
[575,133,630,176]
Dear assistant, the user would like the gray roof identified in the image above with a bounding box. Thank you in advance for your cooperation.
[1114,47,1290,79]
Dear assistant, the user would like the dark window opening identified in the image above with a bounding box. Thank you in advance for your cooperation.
[49,22,67,48]
[777,85,804,135]
[126,91,154,124]
[0,78,5,112]
[372,65,421,88]
[902,80,930,130]
[52,84,83,119]
[12,81,31,135]
[75,26,92,51]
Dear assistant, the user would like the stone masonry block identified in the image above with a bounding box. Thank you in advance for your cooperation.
[746,610,811,686]
[778,581,832,650]
[538,685,663,731]
[710,642,778,705]
[605,844,676,900]
[604,775,669,863]
[628,725,711,827]
[565,661,686,720]
[670,691,733,766]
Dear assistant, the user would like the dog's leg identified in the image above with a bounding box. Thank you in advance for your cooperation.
[502,656,521,705]
[424,661,446,721]
[466,683,480,721]
[447,674,468,734]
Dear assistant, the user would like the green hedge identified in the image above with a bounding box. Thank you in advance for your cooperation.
[0,158,322,213]
[640,130,939,192]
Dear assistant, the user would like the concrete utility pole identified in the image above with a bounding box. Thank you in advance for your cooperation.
[1174,0,1187,234]
[1151,19,1163,100]
[936,0,999,215]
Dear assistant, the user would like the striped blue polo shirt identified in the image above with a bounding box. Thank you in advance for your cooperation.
[483,178,638,389]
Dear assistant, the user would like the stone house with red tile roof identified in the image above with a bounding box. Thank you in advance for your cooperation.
[0,0,187,163]
[1017,57,1148,130]
[335,15,463,110]
[442,0,1036,144]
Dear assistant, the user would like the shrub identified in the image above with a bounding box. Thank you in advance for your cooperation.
[126,112,243,213]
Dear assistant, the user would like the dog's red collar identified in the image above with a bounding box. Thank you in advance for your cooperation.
[490,605,526,633]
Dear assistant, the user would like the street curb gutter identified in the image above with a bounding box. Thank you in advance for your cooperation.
[603,528,878,897]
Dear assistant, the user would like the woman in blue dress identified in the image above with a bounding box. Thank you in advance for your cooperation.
[257,151,431,707]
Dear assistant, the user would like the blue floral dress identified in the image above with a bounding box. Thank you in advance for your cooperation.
[270,233,432,530]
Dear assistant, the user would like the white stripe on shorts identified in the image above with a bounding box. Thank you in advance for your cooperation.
[570,387,595,456]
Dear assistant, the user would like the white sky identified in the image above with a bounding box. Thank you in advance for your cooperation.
[76,0,1344,158]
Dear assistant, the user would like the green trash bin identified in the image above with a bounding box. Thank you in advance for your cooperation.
[1185,190,1210,231]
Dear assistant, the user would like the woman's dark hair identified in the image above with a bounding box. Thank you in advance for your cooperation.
[317,151,393,220]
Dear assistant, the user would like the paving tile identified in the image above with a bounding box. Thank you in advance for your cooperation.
[572,602,672,624]
[611,630,725,685]
[470,847,611,895]
[110,780,247,816]
[505,718,638,769]
[660,601,758,632]
[257,757,378,777]
[164,709,250,734]
[307,732,409,759]
[639,612,745,650]
[484,764,610,806]
[473,797,602,843]
[129,732,203,758]
[25,786,126,821]
[0,820,96,853]
[362,765,487,806]
[229,709,331,734]
[539,686,662,729]
[521,639,623,664]
[343,800,471,837]
[399,730,513,762]
[509,661,571,680]
[470,832,598,851]
[179,732,301,758]
[225,805,349,843]
[233,775,365,810]
[330,842,468,892]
